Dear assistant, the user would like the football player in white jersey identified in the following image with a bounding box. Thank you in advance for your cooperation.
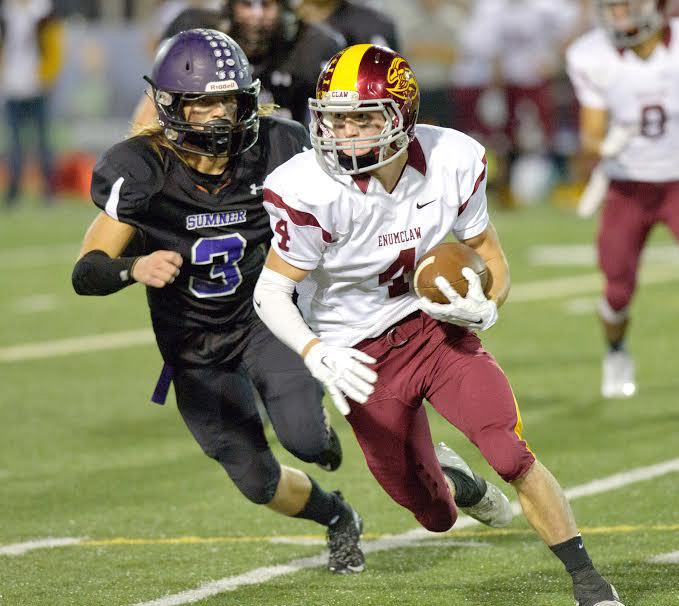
[254,44,625,605]
[566,0,679,399]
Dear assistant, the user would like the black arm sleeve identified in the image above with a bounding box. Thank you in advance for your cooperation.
[72,250,139,296]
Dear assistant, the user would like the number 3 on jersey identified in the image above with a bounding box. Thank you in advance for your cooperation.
[189,234,246,298]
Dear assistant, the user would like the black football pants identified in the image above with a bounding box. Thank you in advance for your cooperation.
[171,320,328,504]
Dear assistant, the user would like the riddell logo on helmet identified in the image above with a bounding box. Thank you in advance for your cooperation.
[205,81,239,92]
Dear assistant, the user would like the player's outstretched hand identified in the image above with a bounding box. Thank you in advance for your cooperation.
[304,342,377,415]
[417,268,498,331]
[131,250,183,288]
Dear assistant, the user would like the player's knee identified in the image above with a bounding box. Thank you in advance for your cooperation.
[600,293,630,321]
[269,383,328,463]
[278,433,326,463]
[417,506,457,532]
[211,447,281,505]
[478,433,535,483]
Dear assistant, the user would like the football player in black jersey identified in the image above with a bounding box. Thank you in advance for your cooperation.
[132,0,344,128]
[72,30,364,575]
[296,0,399,51]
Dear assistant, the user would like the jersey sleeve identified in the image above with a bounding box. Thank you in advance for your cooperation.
[90,138,165,224]
[565,38,607,109]
[452,140,489,241]
[262,184,333,271]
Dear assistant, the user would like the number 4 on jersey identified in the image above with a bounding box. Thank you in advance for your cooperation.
[379,247,416,298]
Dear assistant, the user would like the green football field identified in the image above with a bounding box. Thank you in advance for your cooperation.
[1,198,678,606]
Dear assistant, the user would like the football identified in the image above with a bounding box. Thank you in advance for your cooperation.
[414,242,492,302]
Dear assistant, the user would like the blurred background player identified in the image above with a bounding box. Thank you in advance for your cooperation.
[566,0,679,398]
[493,0,582,207]
[72,30,364,575]
[133,0,345,127]
[401,0,458,127]
[296,0,399,50]
[0,0,63,208]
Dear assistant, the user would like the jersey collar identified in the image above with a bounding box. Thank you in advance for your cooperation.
[351,138,427,194]
[616,24,672,55]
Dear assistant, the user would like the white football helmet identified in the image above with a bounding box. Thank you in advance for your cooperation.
[597,0,667,48]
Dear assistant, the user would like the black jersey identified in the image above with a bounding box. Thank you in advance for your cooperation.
[249,21,345,123]
[160,8,223,40]
[90,117,308,363]
[159,10,344,124]
[326,1,399,51]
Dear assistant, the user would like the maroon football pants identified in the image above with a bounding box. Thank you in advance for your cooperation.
[599,180,679,312]
[346,312,534,532]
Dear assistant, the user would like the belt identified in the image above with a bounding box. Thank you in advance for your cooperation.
[356,311,424,352]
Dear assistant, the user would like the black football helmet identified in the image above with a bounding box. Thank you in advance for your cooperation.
[221,0,297,58]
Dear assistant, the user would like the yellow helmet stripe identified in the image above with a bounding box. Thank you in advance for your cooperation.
[328,44,373,91]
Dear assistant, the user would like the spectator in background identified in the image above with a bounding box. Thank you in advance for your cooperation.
[296,0,399,50]
[402,0,458,126]
[0,0,63,208]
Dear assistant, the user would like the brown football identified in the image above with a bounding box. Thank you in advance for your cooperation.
[414,242,492,303]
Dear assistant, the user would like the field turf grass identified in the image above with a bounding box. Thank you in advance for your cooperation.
[1,198,678,605]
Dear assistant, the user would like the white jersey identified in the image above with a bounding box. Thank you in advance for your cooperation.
[566,20,679,182]
[263,124,489,347]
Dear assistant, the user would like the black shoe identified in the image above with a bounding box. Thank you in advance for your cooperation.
[326,493,365,574]
[573,569,624,606]
[316,425,343,472]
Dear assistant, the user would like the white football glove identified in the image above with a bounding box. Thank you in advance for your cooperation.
[304,342,378,415]
[599,124,636,159]
[417,268,498,332]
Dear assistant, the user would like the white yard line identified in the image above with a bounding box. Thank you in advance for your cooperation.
[650,551,679,564]
[0,243,79,268]
[0,329,155,362]
[510,264,676,303]
[0,537,84,556]
[128,457,679,606]
[12,294,59,314]
[528,244,679,267]
[1,266,677,364]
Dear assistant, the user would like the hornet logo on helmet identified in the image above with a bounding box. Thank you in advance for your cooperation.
[386,58,418,101]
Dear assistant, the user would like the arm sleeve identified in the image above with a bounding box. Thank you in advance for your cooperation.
[90,139,164,223]
[262,187,331,271]
[453,146,490,241]
[253,267,318,356]
[72,250,138,296]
